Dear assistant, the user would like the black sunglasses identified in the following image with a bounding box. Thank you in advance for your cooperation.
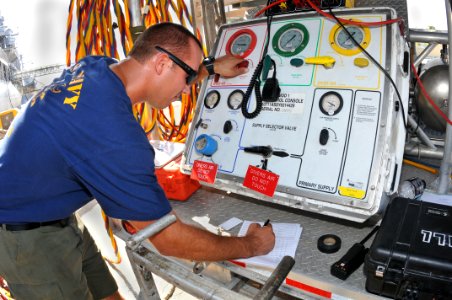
[155,46,198,85]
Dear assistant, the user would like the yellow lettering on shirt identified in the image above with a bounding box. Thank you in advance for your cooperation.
[63,83,83,110]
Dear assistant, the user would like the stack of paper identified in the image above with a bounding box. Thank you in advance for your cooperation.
[234,221,302,268]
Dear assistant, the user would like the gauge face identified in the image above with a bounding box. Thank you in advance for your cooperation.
[336,26,364,50]
[227,90,245,110]
[319,92,343,116]
[226,29,257,58]
[204,90,220,109]
[231,34,252,56]
[273,23,309,57]
[195,137,207,151]
[329,21,371,56]
[279,28,304,53]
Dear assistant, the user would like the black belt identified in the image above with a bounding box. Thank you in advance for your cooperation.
[1,218,70,231]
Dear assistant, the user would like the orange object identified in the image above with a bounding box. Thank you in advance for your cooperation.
[155,156,200,201]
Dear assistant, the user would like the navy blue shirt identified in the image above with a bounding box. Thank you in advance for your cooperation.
[0,56,171,223]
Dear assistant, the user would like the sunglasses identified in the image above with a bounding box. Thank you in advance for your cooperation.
[155,46,198,85]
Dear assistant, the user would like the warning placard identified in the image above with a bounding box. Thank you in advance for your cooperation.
[191,160,218,184]
[243,165,279,197]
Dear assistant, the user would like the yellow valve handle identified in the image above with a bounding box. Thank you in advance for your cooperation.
[305,56,336,68]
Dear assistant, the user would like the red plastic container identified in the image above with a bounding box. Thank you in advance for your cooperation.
[155,156,200,201]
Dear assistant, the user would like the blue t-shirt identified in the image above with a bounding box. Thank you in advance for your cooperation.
[0,56,171,223]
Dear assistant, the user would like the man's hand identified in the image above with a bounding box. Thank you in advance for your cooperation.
[197,55,249,82]
[244,223,276,257]
[213,55,249,78]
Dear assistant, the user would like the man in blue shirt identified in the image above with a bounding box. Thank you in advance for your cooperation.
[0,23,275,299]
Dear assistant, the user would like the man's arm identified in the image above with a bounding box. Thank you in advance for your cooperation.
[129,211,275,261]
[196,55,249,83]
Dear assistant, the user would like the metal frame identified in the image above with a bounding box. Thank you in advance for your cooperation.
[118,214,296,300]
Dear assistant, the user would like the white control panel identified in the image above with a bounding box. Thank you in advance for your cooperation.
[182,8,410,222]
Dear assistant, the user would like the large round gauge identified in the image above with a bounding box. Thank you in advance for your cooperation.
[228,90,245,110]
[226,29,257,58]
[204,90,220,109]
[319,91,343,116]
[272,23,309,57]
[329,21,371,56]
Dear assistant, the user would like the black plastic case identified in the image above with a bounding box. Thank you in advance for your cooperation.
[364,197,452,299]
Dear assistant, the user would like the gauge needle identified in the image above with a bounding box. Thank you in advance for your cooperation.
[328,101,334,106]
[345,31,356,43]
[284,35,296,47]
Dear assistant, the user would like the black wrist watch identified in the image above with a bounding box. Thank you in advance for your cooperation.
[203,56,216,76]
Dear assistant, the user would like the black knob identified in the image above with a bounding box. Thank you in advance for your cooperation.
[223,120,233,134]
[320,128,329,145]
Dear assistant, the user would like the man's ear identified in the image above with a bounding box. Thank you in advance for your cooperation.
[151,52,170,76]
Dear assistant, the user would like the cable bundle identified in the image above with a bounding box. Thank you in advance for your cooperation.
[66,0,202,142]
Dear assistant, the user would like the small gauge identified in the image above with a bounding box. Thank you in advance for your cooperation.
[204,90,220,109]
[329,21,371,56]
[227,90,245,110]
[273,23,309,57]
[319,91,343,116]
[194,134,218,156]
[226,29,257,58]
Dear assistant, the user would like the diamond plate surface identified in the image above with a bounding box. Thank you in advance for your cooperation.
[355,0,409,28]
[171,187,384,299]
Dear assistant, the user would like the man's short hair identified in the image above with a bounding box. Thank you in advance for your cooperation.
[129,23,202,63]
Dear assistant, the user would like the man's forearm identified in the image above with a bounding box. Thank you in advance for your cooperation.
[150,219,254,261]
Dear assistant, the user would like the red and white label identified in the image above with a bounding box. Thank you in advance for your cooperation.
[190,160,218,184]
[243,165,279,197]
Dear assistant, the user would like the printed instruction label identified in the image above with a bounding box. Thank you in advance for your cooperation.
[191,160,218,184]
[243,165,279,197]
[262,93,305,114]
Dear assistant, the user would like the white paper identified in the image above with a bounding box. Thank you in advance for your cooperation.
[219,217,243,231]
[235,221,302,268]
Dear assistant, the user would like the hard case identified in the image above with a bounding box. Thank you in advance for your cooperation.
[364,197,452,299]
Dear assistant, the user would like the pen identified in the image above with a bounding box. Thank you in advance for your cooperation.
[263,219,270,226]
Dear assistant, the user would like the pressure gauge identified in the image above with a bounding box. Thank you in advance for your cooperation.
[194,134,218,156]
[273,23,309,57]
[226,29,257,58]
[336,26,364,49]
[329,21,371,56]
[227,90,245,110]
[204,90,220,109]
[319,91,343,116]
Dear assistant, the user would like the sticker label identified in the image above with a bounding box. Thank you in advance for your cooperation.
[191,160,218,184]
[338,186,365,199]
[243,165,279,197]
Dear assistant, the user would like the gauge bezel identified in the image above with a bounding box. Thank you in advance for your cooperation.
[319,91,344,116]
[225,29,257,58]
[272,23,309,57]
[204,90,221,109]
[329,20,371,56]
[227,89,245,110]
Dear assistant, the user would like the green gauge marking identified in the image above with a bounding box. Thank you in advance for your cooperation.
[272,23,309,57]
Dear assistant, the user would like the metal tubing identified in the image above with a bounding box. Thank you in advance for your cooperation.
[407,115,437,149]
[129,0,143,27]
[126,214,177,250]
[404,143,444,160]
[438,0,452,193]
[131,251,248,300]
[413,43,438,68]
[409,29,449,44]
[253,256,295,300]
